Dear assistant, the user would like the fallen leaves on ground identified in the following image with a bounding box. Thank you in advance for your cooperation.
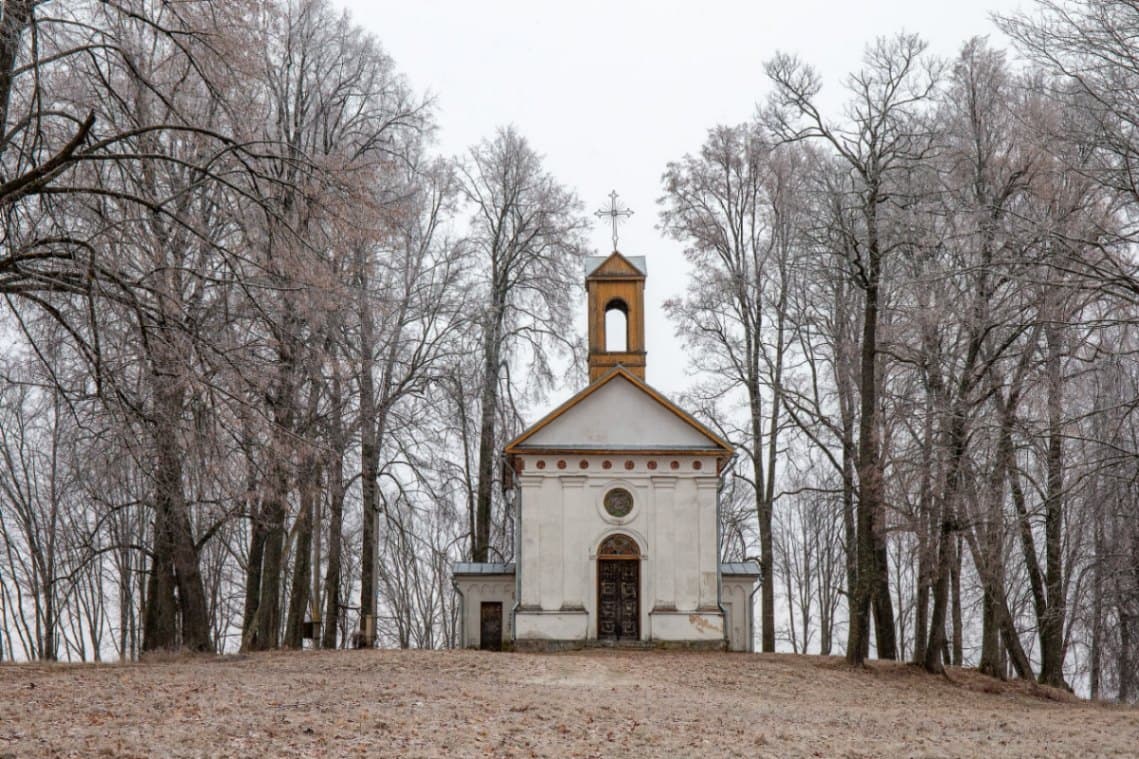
[0,649,1134,758]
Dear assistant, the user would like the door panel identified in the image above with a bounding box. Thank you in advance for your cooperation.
[480,602,502,651]
[598,559,638,640]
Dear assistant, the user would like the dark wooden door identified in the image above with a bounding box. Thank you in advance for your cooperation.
[598,559,639,640]
[480,602,502,651]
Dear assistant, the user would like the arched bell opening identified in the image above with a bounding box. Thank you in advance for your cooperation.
[604,298,628,353]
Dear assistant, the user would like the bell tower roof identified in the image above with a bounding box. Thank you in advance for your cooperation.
[584,254,646,278]
[585,251,647,383]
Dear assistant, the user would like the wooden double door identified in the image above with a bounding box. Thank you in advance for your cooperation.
[598,559,639,640]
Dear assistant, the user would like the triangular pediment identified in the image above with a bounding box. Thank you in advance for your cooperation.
[505,367,732,455]
[584,251,646,279]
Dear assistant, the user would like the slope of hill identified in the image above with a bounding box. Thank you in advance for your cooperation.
[1,648,1134,758]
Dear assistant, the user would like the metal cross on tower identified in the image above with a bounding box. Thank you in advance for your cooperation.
[595,190,634,251]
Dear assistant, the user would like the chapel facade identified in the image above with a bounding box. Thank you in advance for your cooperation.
[453,251,759,651]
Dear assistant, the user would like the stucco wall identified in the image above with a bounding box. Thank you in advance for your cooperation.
[522,378,720,450]
[722,575,757,652]
[454,574,515,649]
[515,453,722,643]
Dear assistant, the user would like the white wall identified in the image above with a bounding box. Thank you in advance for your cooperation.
[455,575,514,649]
[523,377,720,449]
[515,453,722,643]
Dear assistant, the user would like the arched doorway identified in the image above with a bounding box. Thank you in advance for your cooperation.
[597,533,640,641]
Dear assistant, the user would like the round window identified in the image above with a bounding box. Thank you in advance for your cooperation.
[603,488,634,518]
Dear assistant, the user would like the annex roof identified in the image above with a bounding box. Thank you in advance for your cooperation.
[453,562,516,575]
[720,561,761,577]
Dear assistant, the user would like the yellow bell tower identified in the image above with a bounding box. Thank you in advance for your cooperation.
[586,252,646,383]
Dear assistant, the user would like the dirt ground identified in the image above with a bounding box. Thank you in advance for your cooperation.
[0,648,1135,758]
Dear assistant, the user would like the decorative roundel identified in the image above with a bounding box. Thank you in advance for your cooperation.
[603,487,634,518]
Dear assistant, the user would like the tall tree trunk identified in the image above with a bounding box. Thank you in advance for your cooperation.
[141,511,177,651]
[925,411,969,674]
[144,362,211,652]
[836,287,860,660]
[1120,611,1133,703]
[245,376,295,652]
[758,278,789,654]
[1090,517,1103,699]
[0,0,33,141]
[913,391,935,665]
[250,473,287,651]
[850,229,895,663]
[749,372,774,653]
[241,515,266,642]
[1039,322,1067,688]
[284,458,317,649]
[950,534,963,666]
[322,444,345,650]
[473,314,503,563]
[358,343,378,647]
[872,541,897,660]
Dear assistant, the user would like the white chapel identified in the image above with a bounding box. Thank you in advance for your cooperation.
[453,250,759,651]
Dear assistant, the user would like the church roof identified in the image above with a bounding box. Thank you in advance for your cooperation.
[504,365,733,467]
[584,252,646,278]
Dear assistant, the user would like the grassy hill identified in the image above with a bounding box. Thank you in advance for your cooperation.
[1,648,1134,758]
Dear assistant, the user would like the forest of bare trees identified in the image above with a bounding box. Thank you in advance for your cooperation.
[1,0,1137,704]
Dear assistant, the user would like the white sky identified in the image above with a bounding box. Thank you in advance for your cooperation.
[339,0,1028,398]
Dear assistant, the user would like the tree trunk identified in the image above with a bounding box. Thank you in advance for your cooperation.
[924,509,953,674]
[249,477,286,651]
[356,245,382,646]
[1090,518,1103,699]
[1039,323,1067,689]
[322,445,345,650]
[169,495,211,652]
[144,366,211,653]
[950,534,963,667]
[1120,611,1133,703]
[850,234,894,663]
[284,460,317,649]
[872,540,897,660]
[473,316,503,563]
[749,373,774,653]
[142,510,177,651]
[0,0,34,141]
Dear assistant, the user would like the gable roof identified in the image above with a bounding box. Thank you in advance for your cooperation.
[504,366,733,462]
[584,251,646,279]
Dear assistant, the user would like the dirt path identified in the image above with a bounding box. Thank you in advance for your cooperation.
[1,649,1134,758]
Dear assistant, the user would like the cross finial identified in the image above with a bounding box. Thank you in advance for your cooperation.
[594,190,634,251]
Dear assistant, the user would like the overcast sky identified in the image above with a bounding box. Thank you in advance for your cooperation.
[339,0,1028,398]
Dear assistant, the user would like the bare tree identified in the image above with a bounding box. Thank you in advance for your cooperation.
[660,124,811,652]
[765,34,943,664]
[459,126,588,563]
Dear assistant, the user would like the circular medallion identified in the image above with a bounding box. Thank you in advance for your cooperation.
[603,487,634,518]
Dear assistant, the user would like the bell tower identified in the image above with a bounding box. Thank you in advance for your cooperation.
[586,252,646,382]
